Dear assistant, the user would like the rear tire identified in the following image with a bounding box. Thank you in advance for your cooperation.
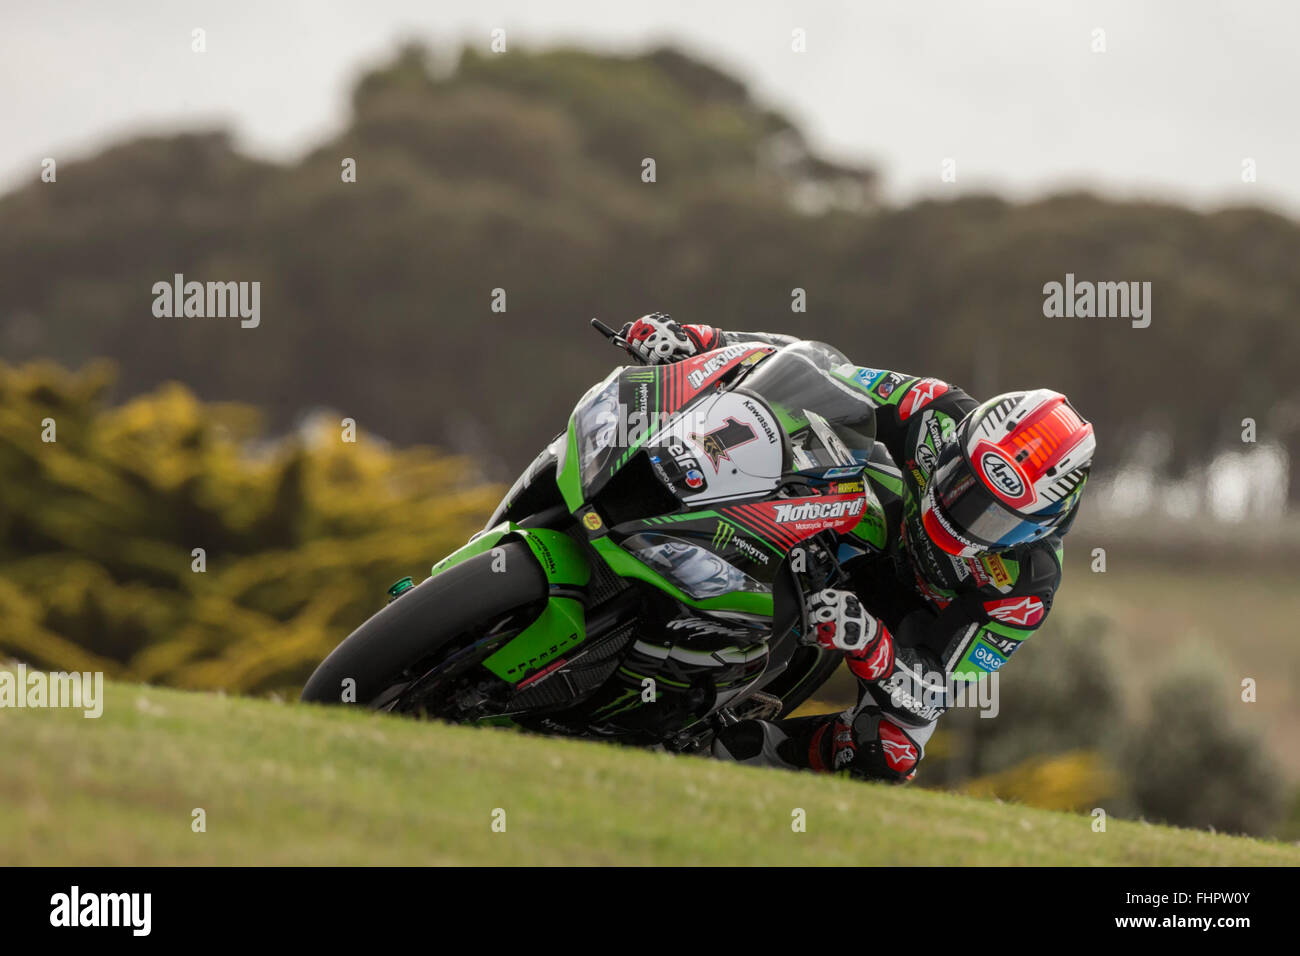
[300,541,547,706]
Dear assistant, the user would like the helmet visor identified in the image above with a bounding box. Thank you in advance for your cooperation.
[925,445,1066,554]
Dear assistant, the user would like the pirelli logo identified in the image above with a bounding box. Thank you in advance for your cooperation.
[983,553,1011,587]
[772,498,865,523]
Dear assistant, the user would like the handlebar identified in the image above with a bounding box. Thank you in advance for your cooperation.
[590,317,630,351]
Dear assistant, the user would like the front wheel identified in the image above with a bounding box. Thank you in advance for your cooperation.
[300,541,547,707]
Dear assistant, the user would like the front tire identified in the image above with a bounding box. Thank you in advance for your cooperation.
[300,541,547,706]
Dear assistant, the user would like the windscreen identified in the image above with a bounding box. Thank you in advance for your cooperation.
[739,342,876,473]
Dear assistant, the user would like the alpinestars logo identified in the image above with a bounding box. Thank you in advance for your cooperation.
[899,378,949,421]
[690,417,757,470]
[852,638,893,680]
[983,595,1045,627]
[880,737,917,769]
[772,497,865,523]
[878,719,919,772]
[687,345,750,388]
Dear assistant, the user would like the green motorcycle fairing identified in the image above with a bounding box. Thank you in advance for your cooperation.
[430,523,591,684]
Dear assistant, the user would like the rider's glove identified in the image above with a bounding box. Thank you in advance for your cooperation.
[805,588,895,681]
[619,313,723,365]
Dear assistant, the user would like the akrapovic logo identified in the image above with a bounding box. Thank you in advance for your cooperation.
[772,497,864,523]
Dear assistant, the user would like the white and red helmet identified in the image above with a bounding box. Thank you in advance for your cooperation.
[921,389,1095,557]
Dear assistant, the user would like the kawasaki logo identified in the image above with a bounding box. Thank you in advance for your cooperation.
[741,398,778,444]
[772,498,865,523]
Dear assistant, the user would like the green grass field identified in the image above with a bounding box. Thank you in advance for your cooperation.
[2,680,1297,865]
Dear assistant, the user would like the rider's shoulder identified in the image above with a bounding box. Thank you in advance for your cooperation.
[835,366,918,406]
[1001,536,1065,595]
[837,365,972,420]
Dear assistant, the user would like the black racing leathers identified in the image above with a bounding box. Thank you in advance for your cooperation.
[700,328,1066,782]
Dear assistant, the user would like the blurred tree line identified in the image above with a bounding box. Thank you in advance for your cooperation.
[0,359,496,695]
[804,617,1288,838]
[2,43,1298,496]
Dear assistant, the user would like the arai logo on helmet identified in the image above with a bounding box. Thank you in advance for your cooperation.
[979,450,1024,498]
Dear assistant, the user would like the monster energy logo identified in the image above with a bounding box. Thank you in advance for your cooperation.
[712,520,769,565]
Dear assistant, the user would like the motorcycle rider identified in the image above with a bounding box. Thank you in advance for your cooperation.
[617,313,1096,782]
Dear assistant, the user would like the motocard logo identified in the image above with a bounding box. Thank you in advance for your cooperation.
[686,345,752,389]
[978,448,1026,500]
[983,595,1046,627]
[772,497,864,523]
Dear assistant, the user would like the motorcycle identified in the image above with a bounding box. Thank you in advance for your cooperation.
[301,321,892,753]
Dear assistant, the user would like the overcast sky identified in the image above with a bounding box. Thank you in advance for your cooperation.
[3,0,1295,214]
